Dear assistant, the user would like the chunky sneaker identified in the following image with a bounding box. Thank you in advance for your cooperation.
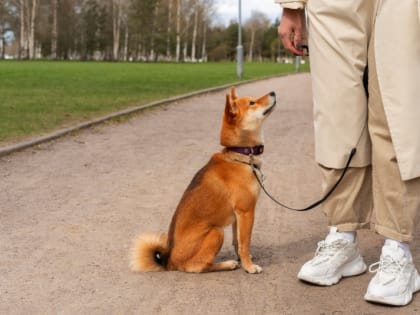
[364,240,420,306]
[297,227,367,285]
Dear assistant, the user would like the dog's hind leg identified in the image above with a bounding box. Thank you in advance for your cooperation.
[183,228,238,273]
[207,260,239,272]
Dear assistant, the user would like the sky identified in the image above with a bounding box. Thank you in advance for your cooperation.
[214,0,282,26]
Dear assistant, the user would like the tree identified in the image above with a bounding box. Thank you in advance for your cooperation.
[245,11,270,62]
[225,21,239,61]
[165,0,172,58]
[28,0,38,59]
[262,20,281,61]
[0,0,285,62]
[0,0,14,58]
[51,0,57,59]
[199,0,215,62]
[82,0,99,59]
[128,0,159,60]
[57,0,79,60]
[0,5,5,58]
[175,0,180,61]
[190,1,198,61]
[111,0,128,60]
[12,0,39,59]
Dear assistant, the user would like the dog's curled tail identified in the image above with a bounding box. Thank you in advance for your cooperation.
[129,232,169,272]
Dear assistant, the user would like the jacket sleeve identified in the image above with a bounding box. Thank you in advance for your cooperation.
[274,0,306,9]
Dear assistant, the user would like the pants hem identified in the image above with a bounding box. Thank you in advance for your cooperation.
[375,224,413,243]
[333,222,371,232]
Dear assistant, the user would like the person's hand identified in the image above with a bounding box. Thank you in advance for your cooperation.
[278,8,306,56]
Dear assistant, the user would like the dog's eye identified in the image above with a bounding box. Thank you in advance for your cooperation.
[249,101,255,106]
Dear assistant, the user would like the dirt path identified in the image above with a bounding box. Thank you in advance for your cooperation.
[1,73,419,314]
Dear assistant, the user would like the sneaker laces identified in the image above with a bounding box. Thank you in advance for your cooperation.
[369,255,407,285]
[312,239,348,264]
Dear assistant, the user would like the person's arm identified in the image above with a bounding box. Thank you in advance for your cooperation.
[275,1,307,55]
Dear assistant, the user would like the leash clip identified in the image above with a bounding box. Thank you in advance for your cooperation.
[250,160,265,183]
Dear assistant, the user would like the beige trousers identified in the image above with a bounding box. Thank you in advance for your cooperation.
[308,0,420,242]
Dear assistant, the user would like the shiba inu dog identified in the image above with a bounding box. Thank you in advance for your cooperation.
[130,87,276,273]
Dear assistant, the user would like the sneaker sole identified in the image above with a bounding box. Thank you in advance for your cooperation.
[364,271,420,306]
[364,292,413,306]
[298,254,367,286]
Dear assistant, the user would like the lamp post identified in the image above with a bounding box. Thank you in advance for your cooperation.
[236,0,244,78]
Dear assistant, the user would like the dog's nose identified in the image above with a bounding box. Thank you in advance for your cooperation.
[269,91,276,97]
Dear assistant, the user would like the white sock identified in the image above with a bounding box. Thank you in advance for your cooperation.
[339,231,356,243]
[385,239,412,259]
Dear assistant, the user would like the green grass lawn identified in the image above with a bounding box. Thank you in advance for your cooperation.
[0,61,308,145]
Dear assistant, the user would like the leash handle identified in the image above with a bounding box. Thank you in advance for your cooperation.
[253,148,357,211]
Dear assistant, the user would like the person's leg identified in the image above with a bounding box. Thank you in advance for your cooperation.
[307,0,377,234]
[320,166,372,232]
[368,47,420,243]
[297,0,377,285]
[307,0,374,170]
[367,35,420,245]
[364,0,420,305]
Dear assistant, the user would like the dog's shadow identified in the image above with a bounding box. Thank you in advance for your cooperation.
[216,234,320,272]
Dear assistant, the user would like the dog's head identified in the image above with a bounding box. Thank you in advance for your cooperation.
[220,87,276,147]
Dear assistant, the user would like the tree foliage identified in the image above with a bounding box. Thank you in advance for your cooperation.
[0,0,289,61]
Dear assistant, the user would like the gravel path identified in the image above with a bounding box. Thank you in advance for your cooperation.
[1,73,419,314]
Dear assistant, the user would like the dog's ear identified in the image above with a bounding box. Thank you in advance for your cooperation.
[225,93,238,121]
[230,86,237,100]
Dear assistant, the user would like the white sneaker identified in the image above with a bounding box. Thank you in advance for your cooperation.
[364,240,420,306]
[297,227,367,285]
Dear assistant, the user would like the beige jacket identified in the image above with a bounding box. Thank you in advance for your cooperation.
[275,0,306,9]
[276,0,420,180]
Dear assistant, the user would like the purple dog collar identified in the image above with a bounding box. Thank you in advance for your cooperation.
[227,145,264,156]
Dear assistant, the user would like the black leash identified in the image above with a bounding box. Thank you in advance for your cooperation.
[251,147,357,211]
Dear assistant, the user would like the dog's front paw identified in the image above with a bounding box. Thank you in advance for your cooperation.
[245,264,263,274]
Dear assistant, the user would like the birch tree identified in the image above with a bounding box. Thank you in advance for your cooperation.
[15,0,38,59]
[51,0,57,59]
[175,0,181,61]
[18,0,26,58]
[245,11,269,62]
[190,1,198,61]
[199,0,214,61]
[28,0,38,59]
[0,0,11,59]
[165,0,172,59]
[112,0,122,60]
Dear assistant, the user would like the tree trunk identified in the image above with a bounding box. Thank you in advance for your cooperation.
[0,24,4,59]
[182,42,187,61]
[19,0,26,59]
[28,0,37,60]
[123,21,128,61]
[175,0,181,62]
[149,2,159,61]
[191,5,198,62]
[112,0,121,61]
[51,0,58,60]
[201,20,207,62]
[166,0,172,59]
[248,29,255,62]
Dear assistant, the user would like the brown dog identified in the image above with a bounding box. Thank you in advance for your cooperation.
[130,87,276,273]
